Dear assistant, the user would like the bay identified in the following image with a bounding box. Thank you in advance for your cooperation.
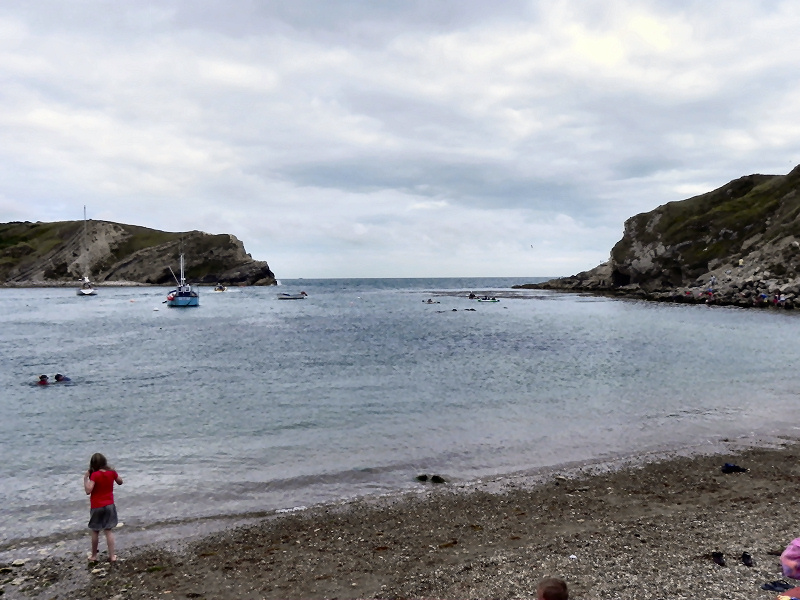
[1,277,799,546]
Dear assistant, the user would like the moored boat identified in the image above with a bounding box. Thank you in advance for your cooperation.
[277,291,308,300]
[76,276,96,296]
[76,206,97,296]
[166,253,199,307]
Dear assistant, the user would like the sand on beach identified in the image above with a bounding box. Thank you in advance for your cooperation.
[4,440,800,599]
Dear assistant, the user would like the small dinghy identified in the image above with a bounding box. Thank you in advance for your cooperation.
[277,291,308,300]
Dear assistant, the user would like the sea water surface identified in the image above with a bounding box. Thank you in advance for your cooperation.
[2,277,800,546]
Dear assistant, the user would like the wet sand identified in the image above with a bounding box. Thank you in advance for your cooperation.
[4,439,800,599]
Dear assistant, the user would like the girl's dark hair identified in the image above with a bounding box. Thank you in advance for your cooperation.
[88,453,109,474]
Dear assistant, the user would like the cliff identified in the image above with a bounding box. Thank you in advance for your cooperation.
[524,164,800,307]
[0,220,276,286]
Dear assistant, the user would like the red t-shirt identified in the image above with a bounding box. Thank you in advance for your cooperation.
[89,470,118,509]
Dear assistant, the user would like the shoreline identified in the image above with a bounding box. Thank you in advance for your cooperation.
[4,435,800,599]
[515,282,800,310]
[0,431,781,555]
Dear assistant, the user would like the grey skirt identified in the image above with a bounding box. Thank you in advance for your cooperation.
[88,504,118,531]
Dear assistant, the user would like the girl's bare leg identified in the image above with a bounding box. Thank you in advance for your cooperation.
[105,529,116,561]
[89,531,99,560]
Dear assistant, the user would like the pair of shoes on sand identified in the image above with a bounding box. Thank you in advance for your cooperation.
[762,580,795,592]
[711,551,753,567]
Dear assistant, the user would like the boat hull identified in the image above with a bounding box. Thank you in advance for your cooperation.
[277,293,307,300]
[166,288,199,307]
[167,295,199,307]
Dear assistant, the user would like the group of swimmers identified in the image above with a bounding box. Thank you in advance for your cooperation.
[37,373,71,385]
[467,292,498,301]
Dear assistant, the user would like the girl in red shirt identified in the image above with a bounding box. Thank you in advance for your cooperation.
[83,453,123,562]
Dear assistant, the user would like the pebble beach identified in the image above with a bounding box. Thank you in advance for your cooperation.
[4,439,800,599]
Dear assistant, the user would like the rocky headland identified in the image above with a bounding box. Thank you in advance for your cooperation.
[521,164,800,308]
[0,220,276,286]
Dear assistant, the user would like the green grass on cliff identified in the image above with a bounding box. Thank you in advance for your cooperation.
[0,222,81,252]
[0,222,82,279]
[111,225,177,257]
[0,220,268,284]
[612,169,800,274]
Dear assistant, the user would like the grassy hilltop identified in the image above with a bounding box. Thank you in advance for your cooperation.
[0,220,276,286]
[526,164,800,306]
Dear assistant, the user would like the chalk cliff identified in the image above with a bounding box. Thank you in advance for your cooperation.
[525,164,800,307]
[0,220,276,286]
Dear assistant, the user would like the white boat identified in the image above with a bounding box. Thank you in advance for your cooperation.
[76,276,96,296]
[213,283,228,292]
[76,206,97,296]
[165,253,199,307]
[277,291,308,300]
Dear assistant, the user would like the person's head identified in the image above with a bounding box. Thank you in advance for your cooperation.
[55,374,64,381]
[537,577,568,600]
[39,374,48,381]
[89,453,108,474]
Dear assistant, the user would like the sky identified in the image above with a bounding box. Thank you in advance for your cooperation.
[2,1,800,279]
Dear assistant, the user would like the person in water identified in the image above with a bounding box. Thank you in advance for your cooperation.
[54,373,71,382]
[37,374,49,385]
[84,453,123,563]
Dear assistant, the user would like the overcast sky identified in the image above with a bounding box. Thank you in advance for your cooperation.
[1,1,799,278]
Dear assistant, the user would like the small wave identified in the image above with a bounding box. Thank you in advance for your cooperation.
[275,506,307,514]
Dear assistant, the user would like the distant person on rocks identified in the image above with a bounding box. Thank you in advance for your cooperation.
[537,577,568,600]
[84,453,123,563]
[54,373,71,382]
[37,374,49,385]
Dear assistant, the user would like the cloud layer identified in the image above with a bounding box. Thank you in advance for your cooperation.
[2,0,800,277]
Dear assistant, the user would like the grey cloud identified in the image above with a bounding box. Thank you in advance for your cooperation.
[3,1,800,278]
[275,157,584,211]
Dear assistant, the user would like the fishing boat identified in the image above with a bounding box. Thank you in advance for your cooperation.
[277,291,308,300]
[165,253,199,307]
[76,206,97,296]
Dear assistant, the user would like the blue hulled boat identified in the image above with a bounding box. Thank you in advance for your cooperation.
[166,253,199,307]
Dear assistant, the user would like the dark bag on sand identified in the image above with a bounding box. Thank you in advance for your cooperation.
[781,538,800,579]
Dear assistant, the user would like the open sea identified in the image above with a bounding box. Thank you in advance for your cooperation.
[2,277,800,550]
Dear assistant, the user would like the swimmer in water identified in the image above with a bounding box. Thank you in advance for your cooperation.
[37,374,49,386]
[55,374,71,382]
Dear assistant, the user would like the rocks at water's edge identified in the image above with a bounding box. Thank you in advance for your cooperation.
[519,164,800,308]
[0,220,276,286]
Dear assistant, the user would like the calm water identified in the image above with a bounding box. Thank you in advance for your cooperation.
[2,277,800,545]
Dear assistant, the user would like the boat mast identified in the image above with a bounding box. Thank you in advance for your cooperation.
[82,205,88,279]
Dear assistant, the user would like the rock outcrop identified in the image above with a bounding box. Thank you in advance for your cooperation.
[522,164,800,307]
[0,220,276,286]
